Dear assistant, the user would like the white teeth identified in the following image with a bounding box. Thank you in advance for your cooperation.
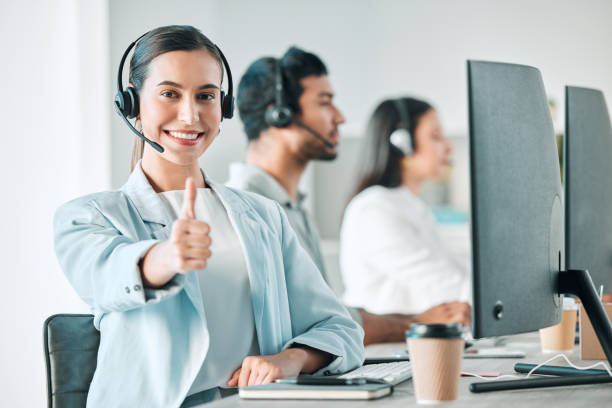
[168,131,200,140]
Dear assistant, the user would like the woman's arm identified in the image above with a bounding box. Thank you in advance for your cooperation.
[225,200,364,387]
[54,196,174,312]
[276,202,365,374]
[55,180,212,312]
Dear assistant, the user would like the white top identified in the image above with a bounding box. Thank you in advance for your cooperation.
[340,185,471,315]
[159,188,258,394]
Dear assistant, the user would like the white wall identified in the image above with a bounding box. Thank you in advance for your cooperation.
[0,1,109,406]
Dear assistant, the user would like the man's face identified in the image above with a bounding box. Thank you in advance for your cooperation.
[292,75,345,161]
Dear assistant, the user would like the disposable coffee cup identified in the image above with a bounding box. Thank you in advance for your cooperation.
[539,297,578,353]
[406,323,465,404]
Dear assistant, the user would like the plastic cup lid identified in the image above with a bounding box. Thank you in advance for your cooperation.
[406,323,464,339]
[562,296,578,310]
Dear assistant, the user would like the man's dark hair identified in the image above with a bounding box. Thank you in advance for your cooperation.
[237,46,328,141]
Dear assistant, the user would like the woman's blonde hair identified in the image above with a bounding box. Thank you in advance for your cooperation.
[130,136,145,172]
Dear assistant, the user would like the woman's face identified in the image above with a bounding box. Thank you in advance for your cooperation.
[403,109,452,181]
[138,49,223,166]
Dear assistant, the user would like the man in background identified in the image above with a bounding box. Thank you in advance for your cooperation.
[227,46,470,344]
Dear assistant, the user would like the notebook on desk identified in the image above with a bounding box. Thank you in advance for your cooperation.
[238,382,392,400]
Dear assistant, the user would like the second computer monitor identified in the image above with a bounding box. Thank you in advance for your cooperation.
[564,86,612,293]
[468,60,564,338]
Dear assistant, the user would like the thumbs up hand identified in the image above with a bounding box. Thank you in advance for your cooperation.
[139,177,212,287]
[168,177,212,273]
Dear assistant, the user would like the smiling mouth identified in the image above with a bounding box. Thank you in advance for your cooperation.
[164,130,204,145]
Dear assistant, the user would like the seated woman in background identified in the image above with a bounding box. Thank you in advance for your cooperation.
[340,97,471,316]
[54,25,363,408]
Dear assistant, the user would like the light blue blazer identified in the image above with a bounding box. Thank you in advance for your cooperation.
[54,163,364,407]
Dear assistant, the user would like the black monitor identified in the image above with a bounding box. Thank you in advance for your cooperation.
[468,60,564,339]
[467,61,612,392]
[564,86,612,293]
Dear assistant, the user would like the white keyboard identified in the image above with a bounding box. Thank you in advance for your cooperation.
[338,361,413,385]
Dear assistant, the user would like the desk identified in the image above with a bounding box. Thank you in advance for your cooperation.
[201,332,612,407]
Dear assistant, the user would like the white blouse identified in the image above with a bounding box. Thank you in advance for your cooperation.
[159,188,258,394]
[340,185,471,315]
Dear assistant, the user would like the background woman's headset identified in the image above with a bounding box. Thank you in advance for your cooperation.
[389,99,414,156]
[114,31,234,153]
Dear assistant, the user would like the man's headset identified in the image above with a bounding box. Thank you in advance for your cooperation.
[389,99,414,156]
[114,31,235,153]
[264,58,335,149]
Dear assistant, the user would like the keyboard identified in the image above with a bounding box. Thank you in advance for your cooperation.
[338,361,413,385]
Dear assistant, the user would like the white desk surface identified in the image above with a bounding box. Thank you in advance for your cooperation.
[201,332,612,407]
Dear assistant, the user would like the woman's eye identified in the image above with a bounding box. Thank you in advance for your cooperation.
[161,90,178,98]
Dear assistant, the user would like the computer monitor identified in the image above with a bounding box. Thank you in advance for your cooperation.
[468,60,564,339]
[468,61,612,392]
[564,86,612,293]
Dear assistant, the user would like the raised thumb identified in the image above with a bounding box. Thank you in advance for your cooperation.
[180,177,196,219]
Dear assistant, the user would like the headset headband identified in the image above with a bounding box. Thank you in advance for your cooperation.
[116,30,234,119]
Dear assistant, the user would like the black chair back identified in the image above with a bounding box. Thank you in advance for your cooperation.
[43,314,99,408]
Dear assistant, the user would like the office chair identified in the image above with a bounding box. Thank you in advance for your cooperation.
[43,314,99,408]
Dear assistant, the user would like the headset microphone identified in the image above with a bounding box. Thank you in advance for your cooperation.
[293,120,335,149]
[115,103,164,152]
[265,58,335,149]
[114,30,235,154]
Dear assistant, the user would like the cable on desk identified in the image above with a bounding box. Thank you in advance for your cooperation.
[463,353,612,382]
[523,353,612,379]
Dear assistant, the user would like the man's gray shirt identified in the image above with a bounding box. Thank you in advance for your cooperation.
[226,162,362,324]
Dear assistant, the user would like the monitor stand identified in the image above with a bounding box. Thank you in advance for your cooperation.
[470,269,612,392]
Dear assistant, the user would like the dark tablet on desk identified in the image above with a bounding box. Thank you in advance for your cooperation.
[363,357,410,365]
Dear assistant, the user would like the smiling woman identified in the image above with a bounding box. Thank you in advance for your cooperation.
[53,25,364,408]
[126,27,226,172]
[138,49,223,185]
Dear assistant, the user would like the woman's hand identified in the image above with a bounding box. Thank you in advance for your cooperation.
[227,347,332,387]
[140,177,212,287]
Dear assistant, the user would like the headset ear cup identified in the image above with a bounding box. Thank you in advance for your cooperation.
[115,91,129,116]
[221,91,234,119]
[125,87,139,119]
[390,128,414,156]
[265,106,293,128]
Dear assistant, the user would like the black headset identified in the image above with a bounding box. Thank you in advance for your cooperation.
[264,59,293,128]
[389,99,414,156]
[114,31,235,153]
[263,58,334,149]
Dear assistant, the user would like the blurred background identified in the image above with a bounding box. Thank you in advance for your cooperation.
[2,0,611,405]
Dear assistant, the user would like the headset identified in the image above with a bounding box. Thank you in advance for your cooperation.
[264,58,335,149]
[389,99,414,156]
[114,31,235,153]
